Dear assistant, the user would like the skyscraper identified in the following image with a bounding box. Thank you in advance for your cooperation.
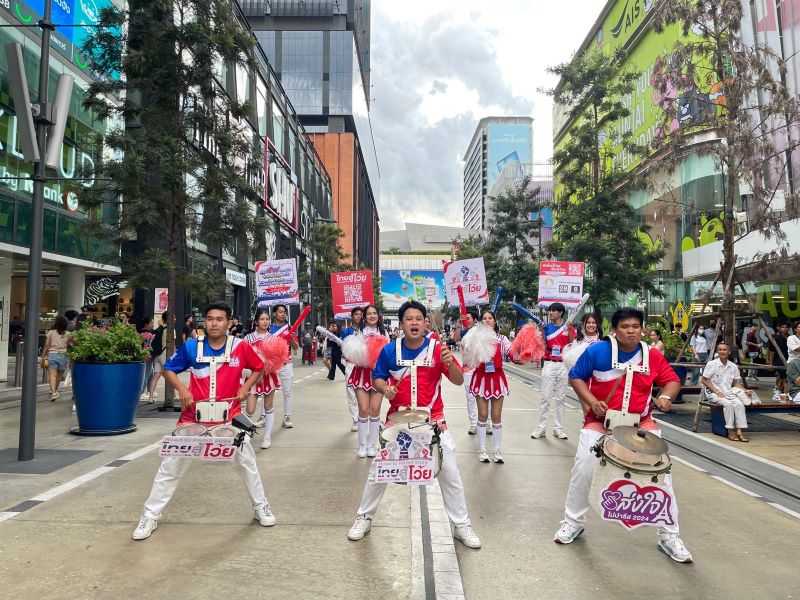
[463,117,533,231]
[241,0,380,270]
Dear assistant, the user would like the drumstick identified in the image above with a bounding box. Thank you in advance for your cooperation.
[511,303,543,325]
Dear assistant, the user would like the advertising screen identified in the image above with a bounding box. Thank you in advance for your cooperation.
[486,123,532,193]
[381,270,447,311]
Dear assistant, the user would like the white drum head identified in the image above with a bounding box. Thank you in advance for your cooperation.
[209,425,238,438]
[172,424,209,436]
[388,407,431,424]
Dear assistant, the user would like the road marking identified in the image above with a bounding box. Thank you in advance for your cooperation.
[120,442,161,462]
[710,475,762,498]
[29,466,117,502]
[671,455,707,473]
[767,502,800,520]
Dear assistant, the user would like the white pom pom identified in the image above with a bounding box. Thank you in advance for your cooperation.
[342,334,370,367]
[462,325,498,368]
[563,340,590,371]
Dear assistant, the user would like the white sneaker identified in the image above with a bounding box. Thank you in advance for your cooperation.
[492,449,504,464]
[658,536,693,563]
[260,437,272,449]
[453,524,481,549]
[553,428,568,440]
[773,389,781,402]
[531,427,546,439]
[366,444,378,458]
[139,392,150,400]
[255,414,266,427]
[282,415,294,428]
[554,521,583,544]
[478,450,490,463]
[49,393,58,402]
[350,421,359,432]
[348,515,372,540]
[132,516,158,540]
[254,506,276,527]
[468,424,477,435]
[357,444,367,458]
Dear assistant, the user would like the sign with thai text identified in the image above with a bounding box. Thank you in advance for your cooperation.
[444,258,489,307]
[158,435,236,461]
[538,261,585,308]
[597,479,676,530]
[255,258,299,306]
[331,270,374,319]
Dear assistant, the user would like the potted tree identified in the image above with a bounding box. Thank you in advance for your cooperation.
[67,321,150,435]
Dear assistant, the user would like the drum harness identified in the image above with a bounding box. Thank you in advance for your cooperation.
[194,334,236,425]
[393,338,443,434]
[602,336,650,430]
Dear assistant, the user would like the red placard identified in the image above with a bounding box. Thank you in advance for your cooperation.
[331,270,374,319]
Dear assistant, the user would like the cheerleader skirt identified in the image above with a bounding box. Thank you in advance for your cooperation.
[469,369,509,400]
[347,365,374,391]
[252,372,281,396]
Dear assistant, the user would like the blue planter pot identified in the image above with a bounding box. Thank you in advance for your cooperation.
[70,362,146,435]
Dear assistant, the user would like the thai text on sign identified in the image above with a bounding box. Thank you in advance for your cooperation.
[538,261,585,308]
[331,270,374,319]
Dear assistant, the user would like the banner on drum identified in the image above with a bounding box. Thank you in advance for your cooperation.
[597,479,676,530]
[159,436,237,461]
[331,270,374,319]
[255,258,300,306]
[538,261,584,308]
[373,457,436,485]
[444,258,489,307]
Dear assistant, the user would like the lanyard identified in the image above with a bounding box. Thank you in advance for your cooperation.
[395,339,437,410]
[196,335,235,401]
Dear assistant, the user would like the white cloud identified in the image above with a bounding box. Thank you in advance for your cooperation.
[372,1,601,231]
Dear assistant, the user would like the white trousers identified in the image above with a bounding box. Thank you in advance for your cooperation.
[142,437,268,520]
[345,362,358,422]
[539,361,567,430]
[463,371,477,426]
[563,428,680,538]
[356,431,470,526]
[706,389,749,429]
[277,361,294,416]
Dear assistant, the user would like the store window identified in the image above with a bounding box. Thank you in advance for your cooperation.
[0,196,13,242]
[272,102,285,157]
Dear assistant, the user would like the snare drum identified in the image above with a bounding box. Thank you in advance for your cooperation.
[379,422,442,481]
[172,424,209,436]
[589,427,675,529]
[208,425,239,438]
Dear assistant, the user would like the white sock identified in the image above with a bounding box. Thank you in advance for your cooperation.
[492,423,503,451]
[476,421,487,451]
[358,417,368,446]
[263,409,275,439]
[368,417,381,446]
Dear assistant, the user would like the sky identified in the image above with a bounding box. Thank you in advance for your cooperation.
[370,0,603,231]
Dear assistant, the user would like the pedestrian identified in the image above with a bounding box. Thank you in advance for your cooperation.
[787,321,800,361]
[689,325,709,384]
[531,302,576,440]
[470,310,512,464]
[769,322,790,398]
[244,308,282,449]
[341,307,364,432]
[674,322,688,343]
[64,309,79,332]
[138,316,156,401]
[346,304,390,458]
[76,305,98,327]
[326,323,346,379]
[228,317,244,338]
[450,311,479,434]
[553,307,692,564]
[182,314,197,343]
[270,304,299,429]
[787,354,800,403]
[745,323,761,380]
[131,301,275,541]
[346,300,481,550]
[701,341,753,442]
[705,319,718,353]
[147,311,170,403]
[301,324,314,365]
[42,316,69,402]
[648,328,665,353]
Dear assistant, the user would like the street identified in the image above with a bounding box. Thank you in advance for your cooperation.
[1,362,799,600]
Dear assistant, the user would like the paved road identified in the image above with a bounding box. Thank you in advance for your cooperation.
[1,362,799,599]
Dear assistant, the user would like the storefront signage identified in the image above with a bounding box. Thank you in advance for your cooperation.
[263,138,298,233]
[757,284,800,319]
[538,261,585,308]
[225,268,246,287]
[331,270,374,319]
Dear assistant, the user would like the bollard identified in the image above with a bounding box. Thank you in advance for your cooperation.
[14,340,23,387]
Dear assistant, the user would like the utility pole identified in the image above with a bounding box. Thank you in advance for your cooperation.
[7,0,73,460]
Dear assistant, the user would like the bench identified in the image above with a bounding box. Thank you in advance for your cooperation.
[692,397,800,436]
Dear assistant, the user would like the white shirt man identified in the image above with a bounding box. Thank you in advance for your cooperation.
[701,342,753,441]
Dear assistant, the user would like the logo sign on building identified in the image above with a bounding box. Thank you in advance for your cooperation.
[331,270,374,319]
[255,258,299,306]
[380,270,446,311]
[444,258,489,307]
[538,261,585,308]
[263,138,298,233]
[154,288,169,314]
[225,268,247,288]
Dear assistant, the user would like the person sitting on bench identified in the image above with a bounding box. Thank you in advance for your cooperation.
[701,342,754,442]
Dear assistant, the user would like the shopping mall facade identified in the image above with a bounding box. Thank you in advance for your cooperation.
[554,0,800,325]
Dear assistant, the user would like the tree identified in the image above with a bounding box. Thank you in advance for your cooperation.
[81,0,269,407]
[546,49,665,316]
[299,222,350,324]
[649,0,800,349]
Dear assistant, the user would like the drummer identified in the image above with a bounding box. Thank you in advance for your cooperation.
[552,307,693,564]
[346,300,481,549]
[132,301,277,541]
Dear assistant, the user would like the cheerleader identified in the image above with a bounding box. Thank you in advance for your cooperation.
[469,310,512,463]
[244,308,285,449]
[341,307,364,432]
[345,304,389,458]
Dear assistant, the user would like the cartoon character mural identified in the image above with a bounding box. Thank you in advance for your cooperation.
[668,299,697,331]
[681,212,725,253]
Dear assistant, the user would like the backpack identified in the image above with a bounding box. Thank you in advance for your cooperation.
[151,325,165,357]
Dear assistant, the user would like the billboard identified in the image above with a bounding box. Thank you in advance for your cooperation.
[331,270,374,319]
[443,258,489,307]
[486,124,532,194]
[381,270,447,312]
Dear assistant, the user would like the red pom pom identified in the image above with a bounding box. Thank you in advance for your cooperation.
[255,337,288,374]
[511,324,545,363]
[367,335,389,367]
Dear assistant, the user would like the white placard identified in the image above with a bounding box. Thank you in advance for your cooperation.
[225,269,247,287]
[159,436,237,461]
[444,258,489,307]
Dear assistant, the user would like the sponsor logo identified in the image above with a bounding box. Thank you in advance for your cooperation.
[599,479,675,529]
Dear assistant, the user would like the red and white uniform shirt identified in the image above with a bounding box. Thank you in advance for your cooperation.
[347,326,389,391]
[469,334,512,399]
[543,322,576,362]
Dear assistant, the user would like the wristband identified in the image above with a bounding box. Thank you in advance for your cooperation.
[657,394,672,401]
